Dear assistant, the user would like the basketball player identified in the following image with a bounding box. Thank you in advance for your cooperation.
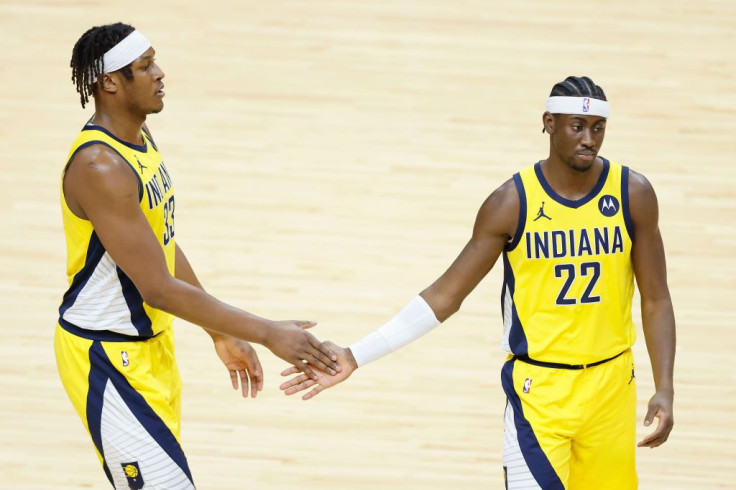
[280,76,675,489]
[57,23,340,489]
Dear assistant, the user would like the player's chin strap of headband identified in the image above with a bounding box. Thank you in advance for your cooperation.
[545,96,610,118]
[91,30,152,82]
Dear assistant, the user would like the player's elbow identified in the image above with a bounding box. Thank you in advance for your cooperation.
[138,277,177,311]
[441,298,463,321]
[640,294,673,316]
[139,289,166,311]
[422,290,462,322]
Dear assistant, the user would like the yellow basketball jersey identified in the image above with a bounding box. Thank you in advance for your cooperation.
[59,123,176,341]
[501,158,635,364]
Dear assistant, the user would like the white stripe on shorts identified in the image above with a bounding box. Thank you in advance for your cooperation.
[504,400,542,490]
[101,379,195,490]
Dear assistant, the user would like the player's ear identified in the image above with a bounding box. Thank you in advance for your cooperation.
[542,112,555,134]
[101,73,119,94]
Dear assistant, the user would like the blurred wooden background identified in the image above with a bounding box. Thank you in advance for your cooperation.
[0,0,734,488]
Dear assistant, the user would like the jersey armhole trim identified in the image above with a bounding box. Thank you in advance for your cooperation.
[505,173,526,252]
[621,165,635,242]
[65,141,144,204]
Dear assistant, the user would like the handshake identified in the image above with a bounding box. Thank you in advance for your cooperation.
[279,341,358,400]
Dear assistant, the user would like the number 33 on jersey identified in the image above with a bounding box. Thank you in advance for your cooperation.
[501,159,636,366]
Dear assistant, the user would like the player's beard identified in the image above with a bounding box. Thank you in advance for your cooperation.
[570,162,593,172]
[567,154,597,173]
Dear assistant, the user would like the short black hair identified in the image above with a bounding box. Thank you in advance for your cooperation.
[549,76,607,101]
[70,22,135,108]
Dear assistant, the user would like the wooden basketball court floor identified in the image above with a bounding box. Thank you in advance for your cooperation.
[1,1,734,488]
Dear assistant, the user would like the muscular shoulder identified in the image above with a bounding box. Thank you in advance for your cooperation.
[628,169,655,197]
[474,178,520,241]
[628,169,658,228]
[64,144,140,218]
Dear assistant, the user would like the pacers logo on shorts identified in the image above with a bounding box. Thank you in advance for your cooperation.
[121,461,144,489]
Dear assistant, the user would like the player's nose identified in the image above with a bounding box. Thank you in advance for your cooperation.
[580,128,595,147]
[153,63,165,80]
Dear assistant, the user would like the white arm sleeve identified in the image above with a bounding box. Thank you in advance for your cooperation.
[349,295,441,367]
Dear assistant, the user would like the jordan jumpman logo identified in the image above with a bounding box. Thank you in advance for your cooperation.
[534,201,552,221]
[135,156,147,174]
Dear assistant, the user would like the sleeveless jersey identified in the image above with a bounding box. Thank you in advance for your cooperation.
[58,123,176,341]
[501,158,635,364]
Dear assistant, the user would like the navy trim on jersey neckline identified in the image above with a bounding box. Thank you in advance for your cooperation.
[83,123,148,153]
[141,126,159,152]
[534,157,610,209]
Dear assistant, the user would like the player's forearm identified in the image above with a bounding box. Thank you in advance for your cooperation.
[641,296,676,393]
[348,295,441,367]
[146,277,270,345]
[174,244,204,289]
[174,244,223,341]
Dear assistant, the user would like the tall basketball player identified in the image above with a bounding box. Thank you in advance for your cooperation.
[57,23,340,489]
[280,76,676,489]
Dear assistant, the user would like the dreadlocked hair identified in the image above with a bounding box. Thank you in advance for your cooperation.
[70,22,135,108]
[549,76,607,101]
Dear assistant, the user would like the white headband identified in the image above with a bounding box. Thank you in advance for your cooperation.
[92,30,151,81]
[546,96,610,118]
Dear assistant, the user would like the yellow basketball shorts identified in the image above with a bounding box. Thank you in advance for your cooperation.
[54,324,194,490]
[501,349,637,490]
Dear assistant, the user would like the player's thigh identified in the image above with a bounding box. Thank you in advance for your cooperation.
[99,328,184,437]
[502,359,580,489]
[568,351,637,490]
[55,324,97,442]
[94,335,192,489]
[56,326,193,489]
[504,401,572,489]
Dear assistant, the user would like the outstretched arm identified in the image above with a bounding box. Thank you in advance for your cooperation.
[63,145,338,380]
[281,179,520,399]
[419,178,520,321]
[628,170,676,448]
